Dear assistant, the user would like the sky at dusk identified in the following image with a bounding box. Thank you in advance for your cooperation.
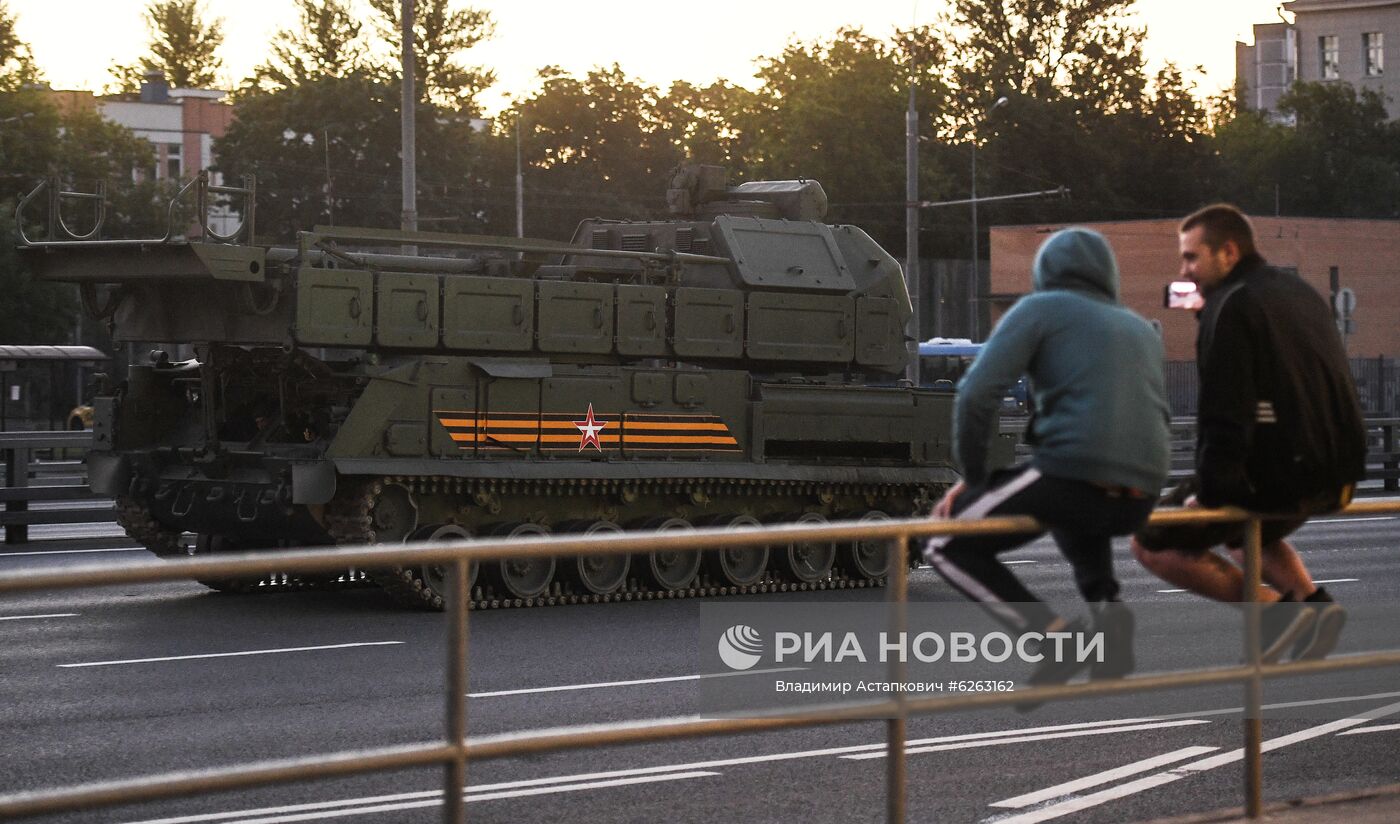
[16,1,1288,113]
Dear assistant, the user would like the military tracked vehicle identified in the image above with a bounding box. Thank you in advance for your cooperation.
[19,166,1011,609]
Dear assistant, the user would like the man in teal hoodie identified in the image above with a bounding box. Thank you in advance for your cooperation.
[924,227,1170,683]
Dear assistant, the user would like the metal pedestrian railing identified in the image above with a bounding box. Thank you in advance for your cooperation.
[1,503,1399,822]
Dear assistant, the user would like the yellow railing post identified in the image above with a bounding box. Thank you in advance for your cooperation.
[886,533,910,824]
[445,559,470,824]
[1242,516,1264,819]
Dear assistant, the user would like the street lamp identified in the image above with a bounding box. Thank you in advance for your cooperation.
[969,96,1008,340]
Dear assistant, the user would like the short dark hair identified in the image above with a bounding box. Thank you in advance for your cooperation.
[1180,204,1257,257]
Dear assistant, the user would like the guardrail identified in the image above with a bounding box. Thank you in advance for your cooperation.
[0,430,112,544]
[0,503,1398,822]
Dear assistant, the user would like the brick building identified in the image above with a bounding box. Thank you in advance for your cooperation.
[41,74,237,232]
[988,216,1400,361]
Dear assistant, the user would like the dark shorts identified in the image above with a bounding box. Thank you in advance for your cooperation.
[1134,476,1350,554]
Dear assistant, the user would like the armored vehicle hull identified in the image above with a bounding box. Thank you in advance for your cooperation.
[22,168,1010,609]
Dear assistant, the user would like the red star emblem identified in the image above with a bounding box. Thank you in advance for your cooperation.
[574,403,608,452]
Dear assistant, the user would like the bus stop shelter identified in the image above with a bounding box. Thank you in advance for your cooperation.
[0,345,109,431]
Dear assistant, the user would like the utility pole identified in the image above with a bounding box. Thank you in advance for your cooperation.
[323,127,333,226]
[515,113,524,239]
[969,97,1008,340]
[904,83,920,383]
[400,0,417,238]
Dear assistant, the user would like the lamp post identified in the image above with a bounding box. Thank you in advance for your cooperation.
[969,96,1008,340]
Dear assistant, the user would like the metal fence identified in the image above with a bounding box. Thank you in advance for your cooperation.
[1164,357,1400,417]
[2,503,1400,823]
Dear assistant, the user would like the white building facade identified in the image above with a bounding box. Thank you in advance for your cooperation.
[1237,0,1400,118]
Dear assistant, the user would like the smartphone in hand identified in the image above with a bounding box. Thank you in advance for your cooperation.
[1164,281,1204,310]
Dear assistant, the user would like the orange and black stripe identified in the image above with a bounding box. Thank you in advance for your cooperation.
[434,410,741,453]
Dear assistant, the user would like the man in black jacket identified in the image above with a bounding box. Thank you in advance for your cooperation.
[1132,204,1366,663]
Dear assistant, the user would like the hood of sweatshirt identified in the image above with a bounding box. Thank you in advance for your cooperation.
[1031,227,1120,301]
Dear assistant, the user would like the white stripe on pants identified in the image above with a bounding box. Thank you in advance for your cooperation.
[925,467,1044,630]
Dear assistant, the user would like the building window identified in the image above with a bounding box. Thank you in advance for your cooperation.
[1365,32,1384,76]
[1320,35,1340,79]
[165,143,181,180]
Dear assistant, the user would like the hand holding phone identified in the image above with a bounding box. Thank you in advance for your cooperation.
[1164,281,1204,310]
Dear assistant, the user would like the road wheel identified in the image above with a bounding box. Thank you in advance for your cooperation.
[634,517,700,591]
[773,513,836,584]
[699,514,768,587]
[843,510,892,580]
[558,520,629,596]
[488,522,555,600]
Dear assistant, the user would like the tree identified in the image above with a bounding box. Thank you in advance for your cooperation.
[1216,82,1400,218]
[1,92,176,343]
[938,0,1147,132]
[215,71,491,241]
[734,27,953,252]
[368,0,494,111]
[0,0,39,90]
[652,79,755,168]
[250,0,366,90]
[109,0,225,93]
[479,65,681,239]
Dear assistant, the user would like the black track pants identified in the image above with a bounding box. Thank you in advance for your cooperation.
[923,465,1154,632]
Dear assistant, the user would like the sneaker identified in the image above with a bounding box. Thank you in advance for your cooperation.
[1295,602,1347,661]
[1089,602,1135,681]
[1016,619,1095,712]
[1258,600,1316,664]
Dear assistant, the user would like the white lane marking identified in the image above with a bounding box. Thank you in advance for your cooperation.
[1308,516,1396,524]
[122,719,1195,824]
[0,612,78,621]
[1157,577,1358,593]
[122,772,719,824]
[142,717,1216,823]
[1338,721,1400,735]
[843,719,1209,760]
[469,666,805,698]
[0,547,144,556]
[122,794,438,824]
[990,746,1220,809]
[981,698,1400,824]
[59,642,403,668]
[1004,560,1038,565]
[1151,688,1400,721]
[468,771,719,802]
[120,693,1400,824]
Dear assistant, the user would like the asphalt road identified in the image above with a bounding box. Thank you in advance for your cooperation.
[2,511,1399,824]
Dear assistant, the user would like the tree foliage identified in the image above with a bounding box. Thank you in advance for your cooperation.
[109,0,225,92]
[939,0,1146,131]
[0,0,39,91]
[0,87,178,343]
[215,71,490,241]
[250,0,365,90]
[368,0,495,111]
[735,27,953,244]
[1215,82,1400,218]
